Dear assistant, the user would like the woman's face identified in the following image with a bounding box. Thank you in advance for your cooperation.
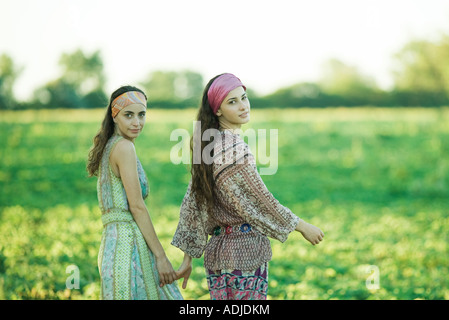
[113,103,146,141]
[216,86,250,130]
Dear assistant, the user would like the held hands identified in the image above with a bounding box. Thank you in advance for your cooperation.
[175,254,193,289]
[296,219,324,245]
[155,255,178,287]
[156,253,192,289]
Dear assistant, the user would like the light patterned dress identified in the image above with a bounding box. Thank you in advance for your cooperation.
[97,135,183,300]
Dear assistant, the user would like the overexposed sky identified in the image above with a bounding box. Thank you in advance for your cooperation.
[1,0,449,100]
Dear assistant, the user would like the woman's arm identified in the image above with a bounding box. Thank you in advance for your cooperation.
[111,139,176,287]
[171,180,209,260]
[171,180,209,290]
[295,219,324,245]
[175,253,192,289]
[216,144,324,245]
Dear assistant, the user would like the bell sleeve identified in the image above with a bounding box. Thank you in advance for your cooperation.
[217,151,300,243]
[171,180,209,258]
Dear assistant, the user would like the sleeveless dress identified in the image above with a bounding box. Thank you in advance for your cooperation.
[97,135,183,300]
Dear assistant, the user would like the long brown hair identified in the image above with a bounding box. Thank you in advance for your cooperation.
[190,74,222,213]
[86,85,147,177]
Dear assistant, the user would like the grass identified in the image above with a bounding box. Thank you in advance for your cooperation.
[0,107,448,299]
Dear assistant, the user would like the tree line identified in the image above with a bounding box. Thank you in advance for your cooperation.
[1,34,449,110]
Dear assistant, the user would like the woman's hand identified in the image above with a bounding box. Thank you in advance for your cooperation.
[155,255,177,287]
[296,219,324,245]
[175,254,193,289]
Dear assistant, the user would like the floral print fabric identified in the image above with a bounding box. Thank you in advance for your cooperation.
[97,135,182,300]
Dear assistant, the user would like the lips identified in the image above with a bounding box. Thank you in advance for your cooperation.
[239,112,249,118]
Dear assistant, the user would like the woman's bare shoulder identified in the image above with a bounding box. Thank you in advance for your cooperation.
[110,138,136,162]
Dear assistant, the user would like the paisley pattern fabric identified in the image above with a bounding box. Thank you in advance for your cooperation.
[207,263,268,300]
[172,130,300,271]
[172,130,300,300]
[97,135,183,300]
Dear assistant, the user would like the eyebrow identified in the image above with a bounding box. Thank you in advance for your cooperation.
[124,110,146,114]
[226,93,247,102]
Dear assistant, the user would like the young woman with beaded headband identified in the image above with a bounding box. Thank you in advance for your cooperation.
[87,86,182,300]
[172,73,324,300]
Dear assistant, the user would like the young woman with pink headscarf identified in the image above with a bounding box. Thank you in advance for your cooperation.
[172,74,324,300]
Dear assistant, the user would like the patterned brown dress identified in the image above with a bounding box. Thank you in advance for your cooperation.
[172,130,300,300]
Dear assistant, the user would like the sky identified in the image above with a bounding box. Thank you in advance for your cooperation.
[1,0,449,101]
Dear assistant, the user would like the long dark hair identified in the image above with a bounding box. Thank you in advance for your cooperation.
[87,85,147,177]
[190,74,222,213]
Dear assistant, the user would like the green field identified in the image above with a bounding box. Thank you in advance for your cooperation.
[0,107,448,300]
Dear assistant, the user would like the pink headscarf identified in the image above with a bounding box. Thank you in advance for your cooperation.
[207,73,246,114]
